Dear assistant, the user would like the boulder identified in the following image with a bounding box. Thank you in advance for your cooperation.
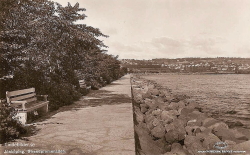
[140,104,149,113]
[230,129,249,141]
[232,140,250,154]
[164,144,172,153]
[147,83,155,89]
[160,89,171,97]
[172,118,187,128]
[135,125,166,155]
[237,128,250,139]
[144,98,156,109]
[169,110,179,117]
[165,123,175,132]
[184,135,199,148]
[185,126,201,136]
[183,111,207,126]
[201,127,212,135]
[174,94,190,101]
[176,100,186,110]
[224,140,236,150]
[145,108,154,115]
[171,97,180,103]
[151,97,165,109]
[186,101,200,109]
[165,130,179,143]
[134,107,144,124]
[196,132,221,149]
[161,111,176,124]
[164,143,190,155]
[179,108,195,118]
[165,118,186,132]
[137,122,150,134]
[199,126,206,131]
[168,102,179,110]
[194,127,202,135]
[152,109,162,116]
[140,106,148,114]
[142,91,152,99]
[164,95,175,103]
[149,88,160,96]
[202,117,220,128]
[212,127,248,143]
[187,119,200,126]
[188,111,207,120]
[234,121,244,127]
[184,135,205,155]
[152,118,160,127]
[165,126,186,143]
[153,97,165,104]
[209,122,229,130]
[133,91,143,103]
[144,114,155,129]
[158,103,170,111]
[212,127,235,141]
[151,124,165,139]
[171,143,183,151]
[140,85,149,94]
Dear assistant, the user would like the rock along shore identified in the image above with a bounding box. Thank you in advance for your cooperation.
[131,75,250,155]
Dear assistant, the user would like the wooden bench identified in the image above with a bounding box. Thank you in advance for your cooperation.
[79,80,91,90]
[6,88,49,124]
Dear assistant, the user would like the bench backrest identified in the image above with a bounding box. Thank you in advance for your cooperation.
[79,80,86,88]
[6,88,37,104]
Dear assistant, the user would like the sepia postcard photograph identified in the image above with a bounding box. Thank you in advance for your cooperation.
[1,0,250,155]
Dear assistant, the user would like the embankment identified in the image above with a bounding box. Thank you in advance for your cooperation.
[131,75,250,155]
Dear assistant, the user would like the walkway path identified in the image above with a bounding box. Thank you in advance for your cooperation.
[2,75,135,155]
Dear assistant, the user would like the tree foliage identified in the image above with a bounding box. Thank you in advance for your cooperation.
[0,0,126,143]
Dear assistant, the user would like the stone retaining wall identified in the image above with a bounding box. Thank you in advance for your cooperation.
[131,76,250,155]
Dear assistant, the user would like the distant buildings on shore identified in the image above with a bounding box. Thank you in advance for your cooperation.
[120,57,250,74]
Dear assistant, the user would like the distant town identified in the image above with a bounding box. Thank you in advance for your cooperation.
[121,57,250,74]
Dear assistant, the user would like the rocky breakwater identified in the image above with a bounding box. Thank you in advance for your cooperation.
[131,76,250,155]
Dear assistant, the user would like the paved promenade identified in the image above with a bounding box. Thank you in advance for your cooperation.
[1,75,135,155]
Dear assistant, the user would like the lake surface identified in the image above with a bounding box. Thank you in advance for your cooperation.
[142,74,250,129]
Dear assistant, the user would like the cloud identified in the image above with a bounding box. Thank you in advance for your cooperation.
[237,46,250,57]
[103,27,118,35]
[109,42,143,52]
[108,35,229,59]
[187,35,227,56]
[151,37,184,48]
[147,37,188,55]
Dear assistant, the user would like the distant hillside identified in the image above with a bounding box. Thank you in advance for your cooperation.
[121,57,250,73]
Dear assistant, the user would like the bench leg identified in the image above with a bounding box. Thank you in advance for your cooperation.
[44,103,48,113]
[41,103,49,113]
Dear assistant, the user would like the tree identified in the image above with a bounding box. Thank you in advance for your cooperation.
[0,0,126,110]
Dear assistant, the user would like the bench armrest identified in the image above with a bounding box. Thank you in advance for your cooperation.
[10,101,27,110]
[36,95,48,101]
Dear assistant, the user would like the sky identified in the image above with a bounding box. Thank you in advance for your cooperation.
[53,0,250,59]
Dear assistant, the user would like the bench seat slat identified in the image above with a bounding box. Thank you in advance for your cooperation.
[26,101,49,112]
[6,88,35,97]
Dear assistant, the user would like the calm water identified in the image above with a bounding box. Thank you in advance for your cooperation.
[142,74,250,129]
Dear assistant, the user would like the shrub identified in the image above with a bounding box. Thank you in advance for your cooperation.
[0,102,27,144]
[45,82,81,111]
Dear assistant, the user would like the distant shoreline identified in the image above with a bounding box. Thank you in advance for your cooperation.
[134,72,250,75]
